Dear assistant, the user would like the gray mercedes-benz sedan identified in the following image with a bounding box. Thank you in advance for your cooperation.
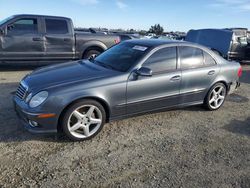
[14,40,241,141]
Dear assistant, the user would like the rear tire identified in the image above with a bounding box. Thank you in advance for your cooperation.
[204,83,227,111]
[62,99,106,141]
[83,49,102,60]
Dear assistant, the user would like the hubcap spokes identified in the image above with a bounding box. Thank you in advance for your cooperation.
[68,105,102,138]
[209,86,226,109]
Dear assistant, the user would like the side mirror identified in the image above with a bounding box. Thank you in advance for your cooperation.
[136,67,152,77]
[7,24,14,31]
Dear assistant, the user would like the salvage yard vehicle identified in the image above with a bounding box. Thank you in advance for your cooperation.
[0,14,120,65]
[246,32,250,61]
[186,28,249,62]
[13,40,241,141]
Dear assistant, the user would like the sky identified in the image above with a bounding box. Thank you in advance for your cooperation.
[0,0,250,32]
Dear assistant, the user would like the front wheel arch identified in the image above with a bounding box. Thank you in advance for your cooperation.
[57,97,110,133]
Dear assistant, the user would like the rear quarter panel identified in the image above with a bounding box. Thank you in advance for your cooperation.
[212,60,241,89]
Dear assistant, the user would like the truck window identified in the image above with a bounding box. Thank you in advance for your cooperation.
[7,18,38,35]
[45,19,68,34]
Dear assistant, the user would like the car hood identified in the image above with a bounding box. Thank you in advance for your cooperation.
[24,60,117,90]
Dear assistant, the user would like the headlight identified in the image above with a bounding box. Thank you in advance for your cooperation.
[25,93,33,103]
[29,91,48,108]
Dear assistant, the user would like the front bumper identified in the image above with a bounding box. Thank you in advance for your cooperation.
[13,96,58,134]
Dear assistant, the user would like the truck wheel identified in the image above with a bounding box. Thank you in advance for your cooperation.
[83,49,102,60]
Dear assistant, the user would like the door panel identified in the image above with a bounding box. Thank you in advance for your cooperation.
[0,17,44,61]
[127,46,181,115]
[179,46,220,104]
[180,66,219,103]
[44,18,74,61]
[127,71,181,115]
[45,35,74,60]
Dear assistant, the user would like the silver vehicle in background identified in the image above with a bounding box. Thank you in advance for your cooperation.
[14,40,242,141]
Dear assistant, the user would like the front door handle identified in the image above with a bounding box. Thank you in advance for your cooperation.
[32,37,44,42]
[208,70,215,76]
[170,75,181,81]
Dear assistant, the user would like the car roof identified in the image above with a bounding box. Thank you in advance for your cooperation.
[125,39,187,48]
[124,39,217,56]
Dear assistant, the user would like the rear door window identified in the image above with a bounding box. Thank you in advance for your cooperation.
[179,46,204,69]
[45,19,68,34]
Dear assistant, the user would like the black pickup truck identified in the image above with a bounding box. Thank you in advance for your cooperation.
[0,14,120,65]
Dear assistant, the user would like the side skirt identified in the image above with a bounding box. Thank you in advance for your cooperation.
[109,100,204,122]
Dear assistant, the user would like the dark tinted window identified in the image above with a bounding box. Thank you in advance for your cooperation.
[7,18,38,34]
[45,19,68,34]
[180,46,204,69]
[143,47,177,73]
[204,51,216,66]
[94,42,150,72]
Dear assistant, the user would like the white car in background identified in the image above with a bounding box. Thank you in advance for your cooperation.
[144,33,156,39]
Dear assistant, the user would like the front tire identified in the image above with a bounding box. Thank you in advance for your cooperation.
[62,99,106,141]
[204,83,227,111]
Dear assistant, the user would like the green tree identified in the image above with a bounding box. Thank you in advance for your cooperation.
[139,30,147,36]
[149,24,164,35]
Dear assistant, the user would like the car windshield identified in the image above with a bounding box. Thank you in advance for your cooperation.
[0,16,14,26]
[93,42,151,72]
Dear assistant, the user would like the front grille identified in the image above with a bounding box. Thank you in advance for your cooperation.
[16,81,28,100]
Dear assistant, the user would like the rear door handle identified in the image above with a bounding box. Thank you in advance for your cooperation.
[208,70,215,75]
[32,37,44,42]
[170,75,181,81]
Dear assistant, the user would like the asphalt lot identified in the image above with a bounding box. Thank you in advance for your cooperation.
[0,64,250,187]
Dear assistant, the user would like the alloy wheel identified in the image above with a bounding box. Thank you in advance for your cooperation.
[67,105,102,139]
[209,85,226,109]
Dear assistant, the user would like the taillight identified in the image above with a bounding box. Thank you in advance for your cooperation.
[114,37,120,44]
[237,66,242,77]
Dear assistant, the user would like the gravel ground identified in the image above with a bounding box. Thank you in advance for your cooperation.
[0,65,250,188]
